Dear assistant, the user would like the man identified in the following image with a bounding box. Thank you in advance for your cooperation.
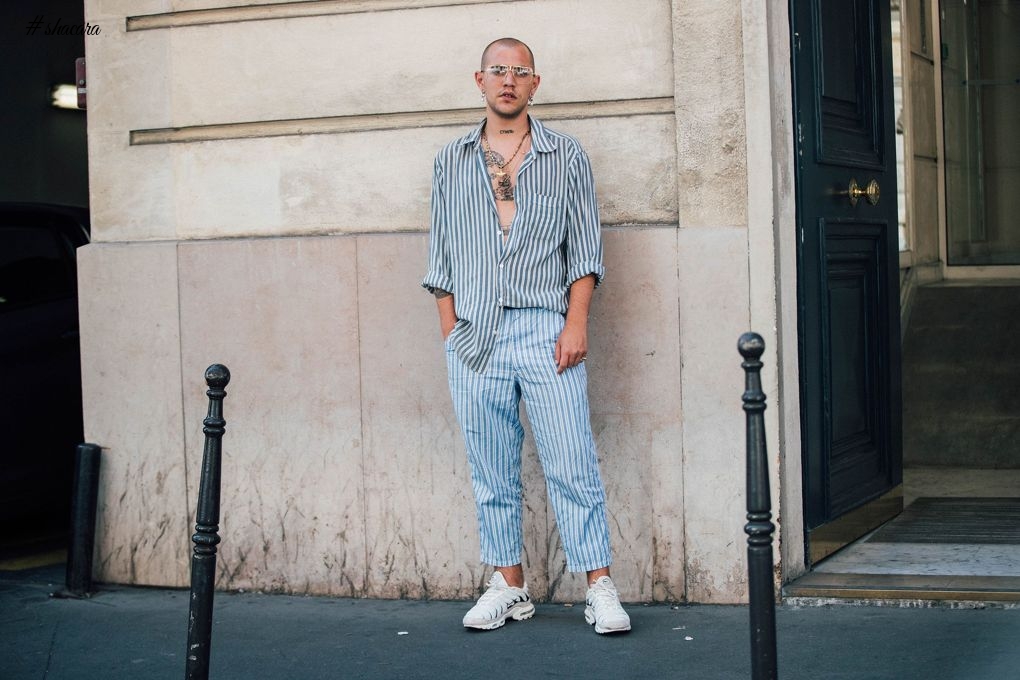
[422,38,630,635]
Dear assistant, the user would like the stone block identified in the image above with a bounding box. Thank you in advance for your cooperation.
[168,115,675,240]
[77,241,189,586]
[177,235,366,595]
[589,227,684,602]
[908,55,938,159]
[671,0,748,227]
[86,132,176,242]
[158,0,673,126]
[356,234,480,599]
[909,158,939,262]
[676,225,751,603]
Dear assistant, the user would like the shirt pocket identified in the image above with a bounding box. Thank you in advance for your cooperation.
[524,193,565,244]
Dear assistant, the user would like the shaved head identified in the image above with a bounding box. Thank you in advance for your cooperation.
[480,37,535,70]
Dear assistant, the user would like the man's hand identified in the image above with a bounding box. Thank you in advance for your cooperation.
[555,318,588,374]
[555,274,596,374]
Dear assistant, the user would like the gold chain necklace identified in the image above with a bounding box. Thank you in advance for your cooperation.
[482,127,531,200]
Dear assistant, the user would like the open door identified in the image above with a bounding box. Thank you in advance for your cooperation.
[791,0,904,564]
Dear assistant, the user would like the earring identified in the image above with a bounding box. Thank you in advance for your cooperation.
[528,95,534,105]
[480,91,486,100]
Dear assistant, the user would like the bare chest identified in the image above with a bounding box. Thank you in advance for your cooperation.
[483,131,532,242]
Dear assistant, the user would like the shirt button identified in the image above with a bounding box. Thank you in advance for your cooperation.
[499,264,504,269]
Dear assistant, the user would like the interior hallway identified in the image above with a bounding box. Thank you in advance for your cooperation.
[787,283,1020,603]
[787,468,1020,603]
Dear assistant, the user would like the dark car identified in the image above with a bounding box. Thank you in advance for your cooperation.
[0,203,89,549]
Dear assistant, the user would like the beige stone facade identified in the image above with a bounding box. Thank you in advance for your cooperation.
[81,0,800,603]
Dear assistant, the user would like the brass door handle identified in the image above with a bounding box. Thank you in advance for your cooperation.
[848,178,880,207]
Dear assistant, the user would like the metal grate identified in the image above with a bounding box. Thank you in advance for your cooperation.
[869,497,1020,545]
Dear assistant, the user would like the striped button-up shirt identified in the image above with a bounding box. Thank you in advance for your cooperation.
[422,116,605,373]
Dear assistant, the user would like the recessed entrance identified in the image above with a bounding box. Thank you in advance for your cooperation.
[790,0,1020,602]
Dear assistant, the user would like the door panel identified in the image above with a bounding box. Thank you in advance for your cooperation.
[792,0,903,558]
[818,3,882,167]
[824,220,893,516]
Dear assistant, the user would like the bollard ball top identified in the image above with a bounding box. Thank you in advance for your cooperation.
[737,332,765,359]
[205,364,231,388]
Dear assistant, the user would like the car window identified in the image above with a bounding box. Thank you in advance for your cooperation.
[0,226,73,310]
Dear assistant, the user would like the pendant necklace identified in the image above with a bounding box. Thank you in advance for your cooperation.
[482,127,531,201]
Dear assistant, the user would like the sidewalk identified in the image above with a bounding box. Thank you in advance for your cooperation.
[3,564,1018,679]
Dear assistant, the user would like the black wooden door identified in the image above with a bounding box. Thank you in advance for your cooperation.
[791,0,903,559]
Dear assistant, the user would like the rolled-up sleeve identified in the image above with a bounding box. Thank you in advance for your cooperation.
[564,149,605,288]
[422,156,454,295]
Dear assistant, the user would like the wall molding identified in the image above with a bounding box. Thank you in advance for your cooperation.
[130,97,675,146]
[127,0,503,31]
[86,222,682,247]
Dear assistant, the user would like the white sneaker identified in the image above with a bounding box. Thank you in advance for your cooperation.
[462,571,535,630]
[584,576,632,634]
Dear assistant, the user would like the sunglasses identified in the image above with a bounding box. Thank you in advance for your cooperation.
[482,64,536,79]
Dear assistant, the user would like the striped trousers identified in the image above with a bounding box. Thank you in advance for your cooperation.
[446,307,612,572]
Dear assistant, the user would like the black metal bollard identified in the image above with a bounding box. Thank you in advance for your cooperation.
[65,443,102,596]
[185,364,230,680]
[738,333,778,680]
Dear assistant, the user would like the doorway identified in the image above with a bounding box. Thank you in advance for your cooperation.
[904,0,1020,549]
[788,0,1020,602]
[897,0,1020,594]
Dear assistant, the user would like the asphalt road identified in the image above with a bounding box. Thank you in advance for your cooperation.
[2,565,1018,679]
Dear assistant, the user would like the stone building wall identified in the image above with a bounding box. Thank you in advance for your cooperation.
[80,0,798,603]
